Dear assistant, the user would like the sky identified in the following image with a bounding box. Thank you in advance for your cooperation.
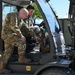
[49,0,70,18]
[2,0,70,20]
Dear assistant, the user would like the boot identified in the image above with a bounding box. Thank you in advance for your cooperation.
[40,44,50,53]
[40,47,50,53]
[18,56,31,63]
[0,64,11,74]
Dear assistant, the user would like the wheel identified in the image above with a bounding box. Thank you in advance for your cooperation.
[40,67,74,75]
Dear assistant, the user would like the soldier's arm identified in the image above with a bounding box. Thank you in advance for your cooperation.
[8,13,23,37]
[21,23,35,37]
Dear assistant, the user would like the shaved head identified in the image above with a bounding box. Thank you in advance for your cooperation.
[19,8,29,19]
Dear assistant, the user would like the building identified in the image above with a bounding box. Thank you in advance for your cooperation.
[68,0,75,49]
[59,18,72,46]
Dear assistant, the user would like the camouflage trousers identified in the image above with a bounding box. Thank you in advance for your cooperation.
[34,27,50,52]
[0,35,26,66]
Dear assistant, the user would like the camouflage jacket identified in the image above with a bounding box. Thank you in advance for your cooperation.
[20,17,35,38]
[1,12,23,40]
[24,16,33,27]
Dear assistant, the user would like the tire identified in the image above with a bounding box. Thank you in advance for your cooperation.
[40,67,74,75]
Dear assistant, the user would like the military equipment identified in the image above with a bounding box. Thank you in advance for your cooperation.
[0,0,75,75]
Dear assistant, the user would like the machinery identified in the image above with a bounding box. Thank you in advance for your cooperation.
[0,0,75,75]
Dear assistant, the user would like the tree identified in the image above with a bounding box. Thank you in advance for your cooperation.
[32,3,43,23]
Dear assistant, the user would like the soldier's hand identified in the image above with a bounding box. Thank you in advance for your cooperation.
[34,36,41,42]
[22,36,26,43]
[30,25,39,30]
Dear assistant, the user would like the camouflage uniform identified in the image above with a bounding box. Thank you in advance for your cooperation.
[20,17,34,38]
[21,17,49,52]
[34,27,50,52]
[1,12,27,66]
